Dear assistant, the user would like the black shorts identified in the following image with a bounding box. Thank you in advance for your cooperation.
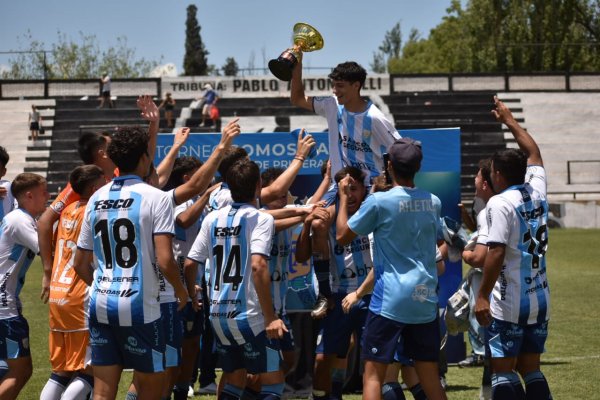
[361,310,440,363]
[102,91,111,98]
[30,122,39,130]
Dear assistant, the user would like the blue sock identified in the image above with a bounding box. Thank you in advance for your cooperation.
[314,260,331,297]
[125,392,138,400]
[524,370,552,400]
[330,368,345,400]
[492,373,519,400]
[259,383,284,400]
[382,382,406,400]
[507,371,526,399]
[408,383,427,400]
[222,384,244,400]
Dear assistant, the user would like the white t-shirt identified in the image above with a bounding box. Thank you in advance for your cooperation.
[485,166,550,325]
[77,175,175,326]
[0,209,39,319]
[313,96,399,186]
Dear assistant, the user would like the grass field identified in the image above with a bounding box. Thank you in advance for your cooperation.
[15,228,600,399]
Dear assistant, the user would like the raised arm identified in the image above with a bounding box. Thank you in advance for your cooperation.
[290,54,314,111]
[308,160,332,205]
[137,95,160,162]
[173,118,241,205]
[259,129,315,204]
[176,183,218,229]
[492,96,543,166]
[156,127,190,188]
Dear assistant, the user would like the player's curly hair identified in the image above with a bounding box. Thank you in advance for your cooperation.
[333,166,365,185]
[491,149,527,187]
[329,62,367,89]
[107,126,149,174]
[227,159,260,203]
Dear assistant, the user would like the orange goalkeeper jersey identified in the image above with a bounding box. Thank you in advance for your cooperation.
[48,201,89,331]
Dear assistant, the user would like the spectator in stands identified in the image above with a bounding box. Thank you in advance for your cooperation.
[158,92,176,128]
[97,73,114,109]
[200,83,218,127]
[290,57,399,318]
[28,105,42,141]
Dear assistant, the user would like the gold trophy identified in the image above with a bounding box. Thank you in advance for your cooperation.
[268,22,324,81]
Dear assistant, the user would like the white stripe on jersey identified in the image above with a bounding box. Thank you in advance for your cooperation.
[313,96,400,186]
[486,166,550,325]
[329,222,373,294]
[0,209,39,319]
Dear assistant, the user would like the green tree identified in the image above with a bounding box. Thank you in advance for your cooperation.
[1,31,160,79]
[222,57,239,76]
[370,51,386,73]
[183,4,210,76]
[385,0,600,74]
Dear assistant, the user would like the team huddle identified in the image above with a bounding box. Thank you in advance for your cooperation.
[0,56,551,400]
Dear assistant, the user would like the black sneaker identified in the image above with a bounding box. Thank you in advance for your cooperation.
[458,354,485,368]
[311,295,330,319]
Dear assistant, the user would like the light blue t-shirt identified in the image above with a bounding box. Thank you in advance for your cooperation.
[348,186,442,324]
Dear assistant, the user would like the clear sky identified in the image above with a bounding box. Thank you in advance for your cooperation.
[0,0,452,75]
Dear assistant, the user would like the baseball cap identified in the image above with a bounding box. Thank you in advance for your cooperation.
[388,138,423,172]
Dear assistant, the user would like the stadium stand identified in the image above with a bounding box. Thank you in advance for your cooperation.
[0,99,55,181]
[382,91,512,201]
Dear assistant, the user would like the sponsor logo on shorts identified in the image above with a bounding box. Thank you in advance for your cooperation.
[243,342,260,359]
[89,327,108,345]
[371,347,378,354]
[124,336,147,355]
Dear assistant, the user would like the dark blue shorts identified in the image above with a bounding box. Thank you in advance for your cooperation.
[361,311,440,363]
[316,293,370,357]
[181,302,204,338]
[393,336,414,366]
[89,318,165,373]
[279,314,294,353]
[215,330,281,374]
[0,316,30,359]
[486,318,548,358]
[161,302,183,368]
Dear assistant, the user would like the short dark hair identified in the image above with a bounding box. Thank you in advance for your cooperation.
[11,173,45,199]
[261,167,285,187]
[0,146,9,168]
[328,62,367,89]
[218,146,248,182]
[164,156,203,190]
[78,132,109,164]
[334,166,365,184]
[107,126,149,174]
[491,149,527,187]
[227,159,260,203]
[69,165,104,196]
[478,158,493,188]
[390,161,419,181]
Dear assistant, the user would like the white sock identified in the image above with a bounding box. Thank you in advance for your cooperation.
[62,376,94,400]
[39,375,69,400]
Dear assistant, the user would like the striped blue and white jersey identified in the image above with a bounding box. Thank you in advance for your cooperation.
[187,203,274,345]
[348,186,442,324]
[269,227,292,316]
[485,166,550,325]
[329,220,373,294]
[0,180,17,221]
[0,209,39,319]
[313,96,399,186]
[158,190,204,304]
[208,182,233,212]
[77,175,175,326]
